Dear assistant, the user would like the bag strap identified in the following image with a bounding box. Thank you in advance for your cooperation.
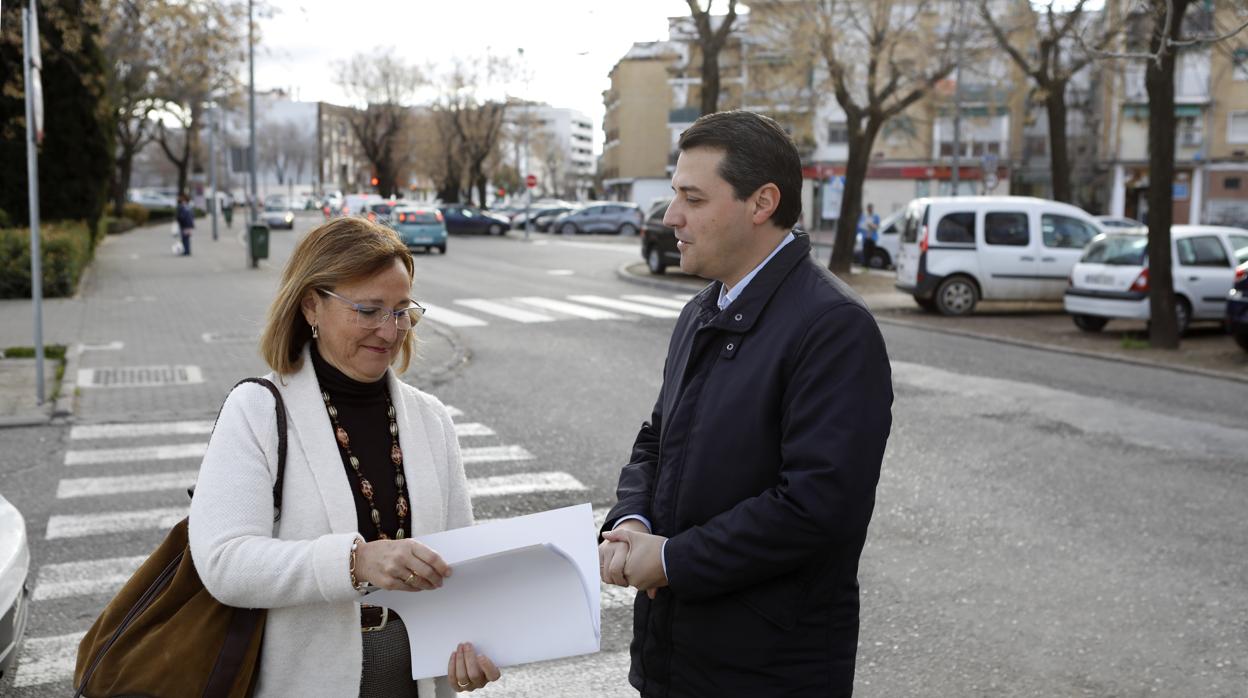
[202,606,264,698]
[227,378,288,519]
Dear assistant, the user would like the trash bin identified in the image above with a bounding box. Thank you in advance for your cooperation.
[248,223,270,268]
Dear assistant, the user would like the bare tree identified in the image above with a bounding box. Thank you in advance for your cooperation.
[433,56,513,208]
[761,0,961,274]
[334,49,424,198]
[149,1,247,196]
[686,0,740,116]
[530,129,565,199]
[101,0,160,216]
[978,0,1116,203]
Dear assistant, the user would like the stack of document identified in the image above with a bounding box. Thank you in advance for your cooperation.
[366,503,601,680]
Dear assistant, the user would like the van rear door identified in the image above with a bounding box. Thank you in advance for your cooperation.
[895,201,926,289]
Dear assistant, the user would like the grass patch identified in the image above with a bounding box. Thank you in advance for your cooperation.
[1120,334,1150,350]
[2,344,69,401]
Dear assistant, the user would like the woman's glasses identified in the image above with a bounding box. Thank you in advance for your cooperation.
[317,288,425,331]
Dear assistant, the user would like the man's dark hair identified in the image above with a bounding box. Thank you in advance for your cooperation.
[677,111,802,230]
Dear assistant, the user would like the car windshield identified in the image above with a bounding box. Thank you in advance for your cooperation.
[264,203,286,211]
[399,211,439,223]
[370,204,393,215]
[1081,235,1148,265]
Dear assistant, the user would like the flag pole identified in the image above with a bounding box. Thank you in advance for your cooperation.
[23,1,46,406]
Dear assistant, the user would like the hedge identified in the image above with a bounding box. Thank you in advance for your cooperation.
[122,203,149,225]
[0,221,96,298]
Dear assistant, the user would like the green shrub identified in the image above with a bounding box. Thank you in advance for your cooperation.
[0,221,96,298]
[122,203,149,225]
[101,216,137,235]
[0,208,10,229]
[3,344,67,360]
[146,206,175,223]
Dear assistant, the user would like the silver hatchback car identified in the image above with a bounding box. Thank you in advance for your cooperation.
[551,202,644,235]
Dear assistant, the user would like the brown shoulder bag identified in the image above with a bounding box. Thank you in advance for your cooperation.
[73,378,288,698]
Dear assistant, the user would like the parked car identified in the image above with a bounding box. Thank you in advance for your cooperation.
[362,200,396,226]
[895,196,1104,315]
[1095,215,1145,230]
[551,202,645,235]
[342,193,382,218]
[392,206,448,254]
[321,192,344,218]
[512,205,574,232]
[1064,225,1248,334]
[641,198,678,274]
[854,209,904,269]
[0,491,31,682]
[438,204,510,235]
[1228,260,1248,352]
[261,201,295,230]
[127,188,177,210]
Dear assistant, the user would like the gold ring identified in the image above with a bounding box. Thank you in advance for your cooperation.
[457,679,471,689]
[404,571,417,585]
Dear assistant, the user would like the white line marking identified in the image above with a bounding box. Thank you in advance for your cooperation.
[420,303,488,327]
[77,365,204,388]
[547,240,639,254]
[622,294,691,310]
[46,507,186,539]
[57,470,197,499]
[454,299,556,323]
[460,445,535,464]
[64,442,207,466]
[566,295,682,318]
[454,422,496,438]
[445,405,464,418]
[477,506,611,528]
[513,296,623,320]
[70,420,214,440]
[546,269,575,276]
[33,556,147,601]
[78,340,123,352]
[671,293,696,301]
[467,472,587,498]
[12,632,85,688]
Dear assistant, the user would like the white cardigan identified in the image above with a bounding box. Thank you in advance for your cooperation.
[189,346,472,698]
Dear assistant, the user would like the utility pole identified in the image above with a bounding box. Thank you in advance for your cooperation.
[23,2,45,405]
[248,0,258,229]
[209,107,218,241]
[520,47,531,242]
[950,0,966,197]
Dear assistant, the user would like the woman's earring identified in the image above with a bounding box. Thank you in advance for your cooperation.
[311,324,319,339]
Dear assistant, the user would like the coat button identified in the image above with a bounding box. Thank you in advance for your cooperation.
[734,313,743,321]
[726,343,735,351]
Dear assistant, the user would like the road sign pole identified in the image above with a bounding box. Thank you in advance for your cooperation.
[23,5,45,405]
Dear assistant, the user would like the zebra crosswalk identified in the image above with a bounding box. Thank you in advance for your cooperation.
[422,292,692,327]
[12,406,631,691]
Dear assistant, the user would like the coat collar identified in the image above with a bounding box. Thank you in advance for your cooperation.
[275,345,443,537]
[694,231,811,333]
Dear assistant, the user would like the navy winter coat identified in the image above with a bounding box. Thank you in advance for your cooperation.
[604,232,893,697]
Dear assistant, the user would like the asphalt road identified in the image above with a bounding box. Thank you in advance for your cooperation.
[0,215,1244,696]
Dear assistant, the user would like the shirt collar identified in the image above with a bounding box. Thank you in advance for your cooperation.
[718,232,796,311]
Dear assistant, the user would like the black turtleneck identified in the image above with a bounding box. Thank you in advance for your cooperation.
[310,343,407,541]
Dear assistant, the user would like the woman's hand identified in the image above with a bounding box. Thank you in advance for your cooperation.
[354,538,451,591]
[447,642,501,692]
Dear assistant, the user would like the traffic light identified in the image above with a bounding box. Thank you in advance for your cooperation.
[370,176,379,187]
[497,187,506,198]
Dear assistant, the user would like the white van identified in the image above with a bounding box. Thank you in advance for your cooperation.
[895,196,1103,315]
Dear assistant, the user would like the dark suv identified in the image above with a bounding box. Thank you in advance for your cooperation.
[640,198,679,274]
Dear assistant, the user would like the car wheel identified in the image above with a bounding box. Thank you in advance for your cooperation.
[867,250,890,269]
[1072,314,1109,332]
[488,224,504,235]
[934,276,978,316]
[1175,297,1191,335]
[647,246,667,274]
[560,223,577,236]
[437,244,447,255]
[619,223,638,236]
[913,295,937,312]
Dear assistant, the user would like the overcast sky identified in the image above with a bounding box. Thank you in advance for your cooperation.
[253,0,714,154]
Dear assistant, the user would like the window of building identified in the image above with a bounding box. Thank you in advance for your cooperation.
[1178,115,1203,147]
[1228,112,1248,144]
[1235,49,1248,81]
[1225,177,1241,190]
[827,122,848,144]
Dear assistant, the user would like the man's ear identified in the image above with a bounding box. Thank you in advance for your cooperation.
[751,184,781,226]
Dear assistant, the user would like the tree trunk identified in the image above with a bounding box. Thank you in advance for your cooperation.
[475,176,488,209]
[1144,0,1189,350]
[112,150,134,217]
[701,40,721,116]
[1045,85,1072,203]
[829,119,881,275]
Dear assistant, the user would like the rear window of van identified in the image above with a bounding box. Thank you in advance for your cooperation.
[935,212,975,244]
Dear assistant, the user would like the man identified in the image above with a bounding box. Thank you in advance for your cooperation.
[858,202,880,266]
[599,111,893,697]
[175,193,195,256]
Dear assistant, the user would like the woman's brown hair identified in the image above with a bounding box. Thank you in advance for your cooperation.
[260,217,416,376]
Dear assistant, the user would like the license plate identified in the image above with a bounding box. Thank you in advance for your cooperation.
[1085,273,1116,285]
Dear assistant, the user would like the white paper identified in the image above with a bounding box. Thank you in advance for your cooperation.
[365,503,601,680]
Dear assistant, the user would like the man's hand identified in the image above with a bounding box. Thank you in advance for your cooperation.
[601,528,669,599]
[599,519,648,587]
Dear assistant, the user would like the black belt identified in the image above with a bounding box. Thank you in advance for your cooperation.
[360,604,389,632]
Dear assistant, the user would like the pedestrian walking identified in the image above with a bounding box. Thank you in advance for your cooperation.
[188,217,502,696]
[858,202,880,266]
[599,111,893,697]
[175,193,195,256]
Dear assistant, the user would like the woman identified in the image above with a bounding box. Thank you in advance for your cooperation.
[189,217,501,696]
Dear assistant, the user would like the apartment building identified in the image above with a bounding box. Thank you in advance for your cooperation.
[505,104,596,200]
[602,41,680,206]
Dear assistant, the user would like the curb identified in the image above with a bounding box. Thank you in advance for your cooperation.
[52,342,81,421]
[875,314,1248,385]
[410,320,472,389]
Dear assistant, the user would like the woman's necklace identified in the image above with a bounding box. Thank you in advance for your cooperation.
[321,387,411,540]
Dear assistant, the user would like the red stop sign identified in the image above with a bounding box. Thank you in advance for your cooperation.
[525,174,538,189]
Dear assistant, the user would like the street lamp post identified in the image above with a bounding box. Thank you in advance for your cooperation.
[247,0,259,268]
[519,47,531,242]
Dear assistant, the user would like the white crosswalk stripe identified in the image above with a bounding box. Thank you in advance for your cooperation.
[46,507,186,539]
[421,302,489,327]
[64,442,206,466]
[468,472,586,498]
[12,632,85,688]
[33,556,148,601]
[461,445,535,464]
[454,299,557,323]
[56,470,197,499]
[566,295,683,318]
[512,296,623,320]
[621,294,691,310]
[70,420,214,440]
[454,422,495,437]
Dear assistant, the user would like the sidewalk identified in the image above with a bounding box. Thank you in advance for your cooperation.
[618,260,1248,383]
[0,216,467,426]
